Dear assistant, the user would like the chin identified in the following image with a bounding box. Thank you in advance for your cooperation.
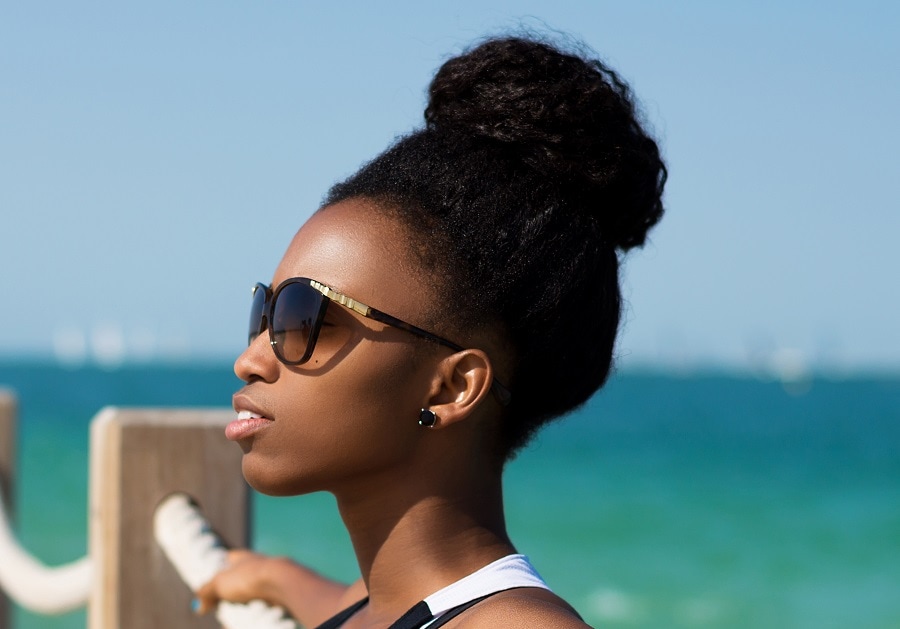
[241,456,317,497]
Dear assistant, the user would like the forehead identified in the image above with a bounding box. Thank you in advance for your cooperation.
[274,199,433,316]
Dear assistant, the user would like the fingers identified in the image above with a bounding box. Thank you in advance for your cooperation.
[193,550,274,615]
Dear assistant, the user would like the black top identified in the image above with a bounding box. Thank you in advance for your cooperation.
[314,591,502,629]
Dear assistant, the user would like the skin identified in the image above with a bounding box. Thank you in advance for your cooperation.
[199,198,591,628]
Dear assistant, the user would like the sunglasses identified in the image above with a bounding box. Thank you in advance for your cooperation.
[248,277,511,405]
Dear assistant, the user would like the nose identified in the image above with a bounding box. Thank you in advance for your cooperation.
[234,331,279,383]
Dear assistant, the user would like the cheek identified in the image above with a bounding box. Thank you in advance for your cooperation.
[240,343,433,495]
[323,344,431,464]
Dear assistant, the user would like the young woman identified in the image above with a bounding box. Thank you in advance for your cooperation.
[197,35,666,628]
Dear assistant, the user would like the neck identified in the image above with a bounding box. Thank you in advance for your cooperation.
[333,463,514,620]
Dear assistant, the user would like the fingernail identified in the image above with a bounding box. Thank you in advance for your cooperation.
[191,598,201,614]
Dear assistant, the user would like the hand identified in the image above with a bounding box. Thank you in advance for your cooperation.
[194,549,297,615]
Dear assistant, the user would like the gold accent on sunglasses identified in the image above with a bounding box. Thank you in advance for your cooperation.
[309,280,371,318]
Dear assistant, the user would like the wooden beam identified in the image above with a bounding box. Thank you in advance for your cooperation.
[0,390,16,629]
[88,407,248,629]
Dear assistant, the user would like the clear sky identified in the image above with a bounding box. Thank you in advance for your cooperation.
[2,2,898,373]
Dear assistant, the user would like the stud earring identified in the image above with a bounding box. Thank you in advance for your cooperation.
[418,408,438,428]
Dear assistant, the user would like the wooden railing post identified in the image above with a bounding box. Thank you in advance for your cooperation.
[88,407,249,629]
[0,390,16,629]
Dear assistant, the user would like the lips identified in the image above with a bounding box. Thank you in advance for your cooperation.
[227,395,274,442]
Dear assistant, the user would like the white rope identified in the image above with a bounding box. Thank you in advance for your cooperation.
[0,485,92,614]
[154,493,297,629]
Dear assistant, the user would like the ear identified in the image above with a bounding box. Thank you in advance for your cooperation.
[422,349,495,429]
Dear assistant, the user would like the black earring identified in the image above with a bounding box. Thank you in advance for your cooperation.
[418,408,438,428]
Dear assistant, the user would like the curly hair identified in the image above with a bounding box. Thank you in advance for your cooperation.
[325,36,666,457]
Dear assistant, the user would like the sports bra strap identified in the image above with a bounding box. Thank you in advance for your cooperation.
[421,592,495,628]
[389,600,433,628]
[312,589,506,629]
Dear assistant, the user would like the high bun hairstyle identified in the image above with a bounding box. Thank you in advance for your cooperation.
[326,36,666,458]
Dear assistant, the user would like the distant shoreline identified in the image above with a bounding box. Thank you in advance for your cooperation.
[2,356,899,383]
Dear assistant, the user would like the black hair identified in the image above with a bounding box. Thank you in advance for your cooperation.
[326,36,666,457]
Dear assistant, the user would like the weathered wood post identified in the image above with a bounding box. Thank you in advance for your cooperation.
[88,407,248,629]
[0,390,16,629]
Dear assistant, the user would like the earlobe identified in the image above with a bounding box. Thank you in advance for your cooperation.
[423,349,494,429]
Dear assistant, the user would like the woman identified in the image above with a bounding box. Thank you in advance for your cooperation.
[197,35,666,628]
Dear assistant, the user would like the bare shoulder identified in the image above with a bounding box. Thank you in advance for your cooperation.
[448,588,592,629]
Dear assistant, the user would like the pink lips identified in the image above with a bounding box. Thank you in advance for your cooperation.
[225,410,274,441]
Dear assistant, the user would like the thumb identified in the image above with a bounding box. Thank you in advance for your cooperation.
[193,579,219,616]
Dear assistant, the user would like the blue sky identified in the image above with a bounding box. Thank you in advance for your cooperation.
[2,2,898,373]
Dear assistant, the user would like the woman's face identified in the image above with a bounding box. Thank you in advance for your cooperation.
[231,198,443,496]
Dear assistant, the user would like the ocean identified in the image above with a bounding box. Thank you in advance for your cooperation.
[0,361,898,628]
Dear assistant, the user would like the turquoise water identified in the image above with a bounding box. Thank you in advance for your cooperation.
[1,361,898,628]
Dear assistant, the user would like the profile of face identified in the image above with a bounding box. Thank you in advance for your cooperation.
[232,199,448,497]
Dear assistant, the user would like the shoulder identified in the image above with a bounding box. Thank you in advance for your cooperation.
[447,587,592,629]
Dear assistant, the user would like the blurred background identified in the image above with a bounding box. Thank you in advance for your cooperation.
[1,2,898,628]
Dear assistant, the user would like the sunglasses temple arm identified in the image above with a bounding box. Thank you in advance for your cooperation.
[366,307,511,406]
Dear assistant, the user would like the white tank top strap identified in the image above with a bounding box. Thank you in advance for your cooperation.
[422,554,550,624]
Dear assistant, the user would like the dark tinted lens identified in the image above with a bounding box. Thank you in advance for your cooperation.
[271,282,321,363]
[248,285,268,346]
